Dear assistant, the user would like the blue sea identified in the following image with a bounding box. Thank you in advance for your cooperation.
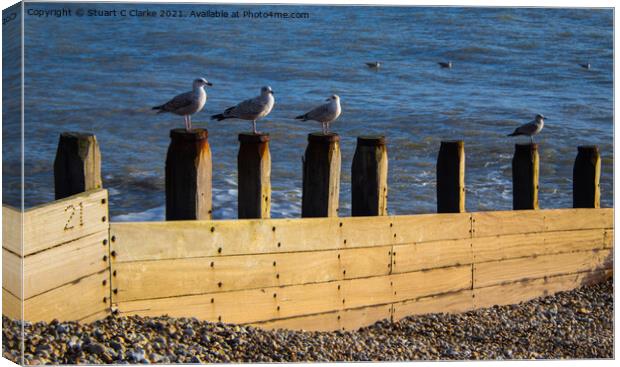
[2,3,614,220]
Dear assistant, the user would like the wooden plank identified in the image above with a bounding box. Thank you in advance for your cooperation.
[604,229,614,248]
[473,269,612,309]
[23,229,108,299]
[253,304,392,332]
[473,229,606,263]
[391,265,472,303]
[392,239,472,273]
[391,213,471,244]
[393,289,473,320]
[78,309,110,324]
[23,189,108,255]
[23,270,109,322]
[2,205,22,255]
[113,246,390,303]
[2,249,22,299]
[474,249,612,288]
[2,288,22,320]
[472,208,612,238]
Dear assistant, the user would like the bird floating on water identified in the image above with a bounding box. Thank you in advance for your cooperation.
[507,114,546,144]
[366,61,381,70]
[211,86,275,134]
[153,78,212,131]
[438,61,452,69]
[579,63,591,69]
[295,95,342,134]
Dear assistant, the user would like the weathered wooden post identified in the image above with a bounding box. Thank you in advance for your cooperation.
[351,136,388,216]
[512,143,539,210]
[302,133,341,217]
[436,140,465,213]
[238,133,271,219]
[54,132,102,200]
[573,145,601,208]
[165,128,212,220]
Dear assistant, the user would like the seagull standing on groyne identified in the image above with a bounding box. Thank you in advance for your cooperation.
[211,86,275,134]
[295,95,342,134]
[507,114,546,143]
[153,78,212,131]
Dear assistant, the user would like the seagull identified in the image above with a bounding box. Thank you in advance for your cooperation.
[438,61,452,69]
[211,86,275,134]
[152,78,212,131]
[579,63,591,69]
[366,61,381,70]
[507,114,546,143]
[295,95,342,134]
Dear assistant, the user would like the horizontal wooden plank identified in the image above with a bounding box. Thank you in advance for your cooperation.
[604,229,613,248]
[391,265,472,303]
[24,270,109,322]
[253,304,392,332]
[2,205,22,255]
[24,189,108,255]
[113,246,390,303]
[473,269,613,309]
[24,230,109,299]
[78,309,110,324]
[393,289,473,321]
[472,208,613,238]
[473,229,606,263]
[2,249,22,299]
[474,249,612,288]
[2,288,22,320]
[392,239,472,273]
[110,213,471,262]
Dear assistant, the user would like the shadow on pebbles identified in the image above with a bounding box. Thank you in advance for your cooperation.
[2,279,613,364]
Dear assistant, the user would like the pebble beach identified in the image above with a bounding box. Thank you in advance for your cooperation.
[2,279,613,364]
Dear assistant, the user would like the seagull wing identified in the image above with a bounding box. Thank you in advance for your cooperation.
[160,91,194,112]
[230,96,268,118]
[305,103,333,122]
[515,121,539,135]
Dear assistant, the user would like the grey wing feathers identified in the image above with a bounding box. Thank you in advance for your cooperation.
[306,104,331,121]
[157,92,193,113]
[234,97,266,116]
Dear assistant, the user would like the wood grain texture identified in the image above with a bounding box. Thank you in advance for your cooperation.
[113,246,391,302]
[237,133,271,219]
[542,208,612,232]
[474,249,612,288]
[2,205,22,255]
[2,288,22,320]
[473,229,606,263]
[393,289,473,320]
[23,229,108,299]
[23,270,109,322]
[302,133,341,218]
[604,229,613,248]
[392,239,472,273]
[391,265,472,303]
[2,249,22,299]
[473,269,612,309]
[23,189,108,256]
[351,136,388,216]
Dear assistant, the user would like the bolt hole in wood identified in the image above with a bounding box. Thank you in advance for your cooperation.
[210,226,215,233]
[113,289,118,294]
[113,270,117,277]
[102,239,108,246]
[111,235,116,242]
[210,262,214,267]
[101,198,106,205]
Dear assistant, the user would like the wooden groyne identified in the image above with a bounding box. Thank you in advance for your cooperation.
[1,129,613,331]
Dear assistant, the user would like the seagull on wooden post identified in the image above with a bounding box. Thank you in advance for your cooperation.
[295,95,342,134]
[211,86,275,134]
[508,114,546,144]
[152,78,212,131]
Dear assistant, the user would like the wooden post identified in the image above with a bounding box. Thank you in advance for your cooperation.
[302,133,341,217]
[238,133,271,219]
[512,143,539,210]
[436,140,465,213]
[573,145,601,208]
[54,132,102,200]
[351,136,388,216]
[165,128,212,221]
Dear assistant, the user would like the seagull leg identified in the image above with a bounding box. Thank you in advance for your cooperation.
[188,115,192,131]
[531,136,534,144]
[184,115,189,131]
[252,120,257,134]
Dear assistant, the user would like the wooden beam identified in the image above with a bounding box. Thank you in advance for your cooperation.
[512,143,539,210]
[393,289,473,320]
[573,145,601,208]
[436,140,465,213]
[302,133,341,217]
[165,128,212,220]
[392,238,472,274]
[54,132,102,200]
[2,205,22,255]
[351,136,388,216]
[238,133,271,219]
[2,288,22,320]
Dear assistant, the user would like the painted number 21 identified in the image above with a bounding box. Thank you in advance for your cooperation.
[64,202,84,231]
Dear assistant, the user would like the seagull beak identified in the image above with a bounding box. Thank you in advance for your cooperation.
[206,82,213,86]
[270,91,274,95]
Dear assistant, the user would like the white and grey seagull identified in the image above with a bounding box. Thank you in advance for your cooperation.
[153,78,212,131]
[295,95,342,134]
[211,86,275,134]
[507,114,546,143]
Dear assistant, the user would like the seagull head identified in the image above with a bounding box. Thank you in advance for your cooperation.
[535,114,546,121]
[326,94,340,102]
[261,86,274,96]
[194,78,213,88]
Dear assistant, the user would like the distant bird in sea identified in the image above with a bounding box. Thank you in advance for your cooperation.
[153,78,212,131]
[366,61,381,70]
[438,61,452,69]
[295,95,342,134]
[507,114,546,143]
[579,63,591,69]
[153,78,213,131]
[211,86,275,134]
